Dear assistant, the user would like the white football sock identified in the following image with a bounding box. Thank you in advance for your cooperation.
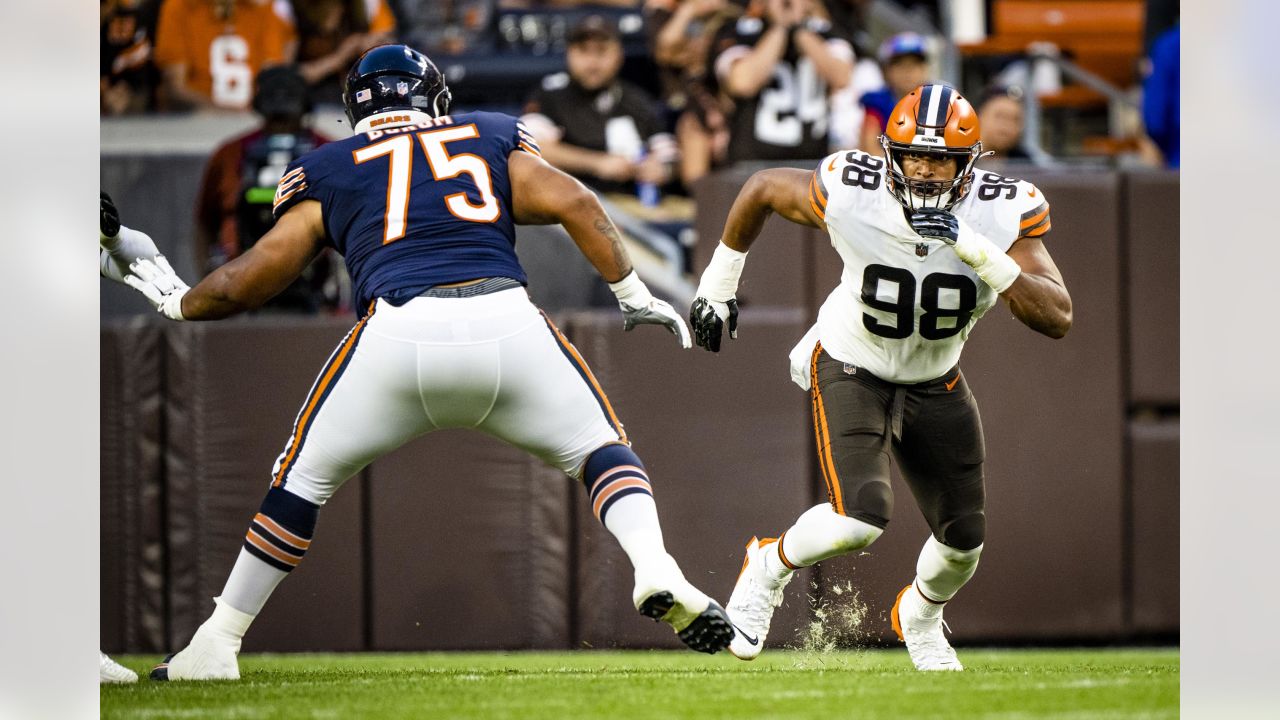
[766,504,884,581]
[914,535,983,611]
[218,548,289,617]
[603,493,670,575]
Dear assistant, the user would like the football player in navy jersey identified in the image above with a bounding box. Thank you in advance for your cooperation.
[108,44,734,680]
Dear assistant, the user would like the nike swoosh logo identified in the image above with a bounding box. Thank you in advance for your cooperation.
[827,156,838,171]
[1028,188,1038,197]
[944,375,960,392]
[732,623,759,645]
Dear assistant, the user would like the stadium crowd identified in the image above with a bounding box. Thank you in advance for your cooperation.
[101,0,1177,312]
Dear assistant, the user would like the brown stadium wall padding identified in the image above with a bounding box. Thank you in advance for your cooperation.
[364,427,573,651]
[101,319,168,653]
[693,165,823,312]
[563,308,818,650]
[1123,170,1180,407]
[164,318,369,652]
[1129,418,1179,635]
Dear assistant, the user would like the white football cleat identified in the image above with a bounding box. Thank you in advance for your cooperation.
[99,651,138,684]
[150,627,241,681]
[725,536,793,660]
[633,553,734,654]
[891,584,964,671]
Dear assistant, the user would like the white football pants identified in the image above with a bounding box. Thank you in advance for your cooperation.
[269,288,625,505]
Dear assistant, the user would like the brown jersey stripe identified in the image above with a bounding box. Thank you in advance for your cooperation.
[1019,200,1050,226]
[1019,213,1051,238]
[808,175,827,220]
[1021,218,1052,238]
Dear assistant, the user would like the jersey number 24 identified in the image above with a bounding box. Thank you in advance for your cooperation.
[353,124,500,244]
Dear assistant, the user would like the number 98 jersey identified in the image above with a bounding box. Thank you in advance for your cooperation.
[273,111,540,311]
[805,149,1051,383]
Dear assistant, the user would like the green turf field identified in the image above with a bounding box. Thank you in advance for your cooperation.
[101,648,1177,719]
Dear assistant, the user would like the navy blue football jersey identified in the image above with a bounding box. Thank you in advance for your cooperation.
[273,111,543,309]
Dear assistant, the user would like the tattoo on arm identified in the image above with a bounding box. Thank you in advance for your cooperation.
[595,215,633,280]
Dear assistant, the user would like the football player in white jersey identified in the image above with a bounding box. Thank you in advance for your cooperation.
[689,84,1072,670]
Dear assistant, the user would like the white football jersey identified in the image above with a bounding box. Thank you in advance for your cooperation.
[797,149,1051,384]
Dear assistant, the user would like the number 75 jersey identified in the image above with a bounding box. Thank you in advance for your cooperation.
[805,149,1052,383]
[273,111,540,311]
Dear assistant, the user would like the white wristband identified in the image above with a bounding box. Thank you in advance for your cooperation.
[160,288,189,321]
[952,227,1021,293]
[608,270,652,307]
[696,242,748,301]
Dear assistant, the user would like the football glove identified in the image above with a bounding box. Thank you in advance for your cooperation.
[909,208,960,245]
[608,271,693,349]
[913,208,1022,293]
[689,296,738,353]
[100,191,121,240]
[100,192,168,285]
[124,256,190,321]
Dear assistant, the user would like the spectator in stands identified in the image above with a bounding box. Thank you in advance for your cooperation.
[154,0,297,111]
[292,0,396,105]
[194,66,345,313]
[645,0,733,186]
[977,86,1031,161]
[395,0,501,56]
[1142,23,1178,168]
[712,0,853,163]
[857,31,931,152]
[101,0,161,115]
[522,15,677,197]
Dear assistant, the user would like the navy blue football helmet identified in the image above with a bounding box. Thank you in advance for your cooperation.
[342,45,452,128]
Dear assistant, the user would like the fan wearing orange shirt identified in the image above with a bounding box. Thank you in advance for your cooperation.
[154,0,298,110]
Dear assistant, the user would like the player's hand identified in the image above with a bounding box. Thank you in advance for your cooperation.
[609,271,692,349]
[620,296,693,349]
[124,256,190,321]
[689,296,738,353]
[100,192,121,241]
[909,208,960,245]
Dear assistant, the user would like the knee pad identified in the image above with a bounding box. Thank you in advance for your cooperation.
[845,480,893,529]
[243,487,320,573]
[939,512,985,552]
[582,443,653,524]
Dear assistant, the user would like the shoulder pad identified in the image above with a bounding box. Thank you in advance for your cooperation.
[965,169,1050,245]
[541,72,570,91]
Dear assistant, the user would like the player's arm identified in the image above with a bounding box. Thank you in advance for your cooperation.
[1001,237,1072,338]
[793,29,852,90]
[690,167,823,352]
[508,149,691,348]
[124,200,326,321]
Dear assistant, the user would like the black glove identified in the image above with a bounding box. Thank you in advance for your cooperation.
[909,208,959,245]
[689,296,738,353]
[101,191,121,239]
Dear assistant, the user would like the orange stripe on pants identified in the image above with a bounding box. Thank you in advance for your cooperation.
[809,342,846,515]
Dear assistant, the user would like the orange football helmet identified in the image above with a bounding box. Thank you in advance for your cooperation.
[878,84,987,211]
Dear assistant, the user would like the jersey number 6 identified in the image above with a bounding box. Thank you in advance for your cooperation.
[860,264,978,340]
[353,124,500,244]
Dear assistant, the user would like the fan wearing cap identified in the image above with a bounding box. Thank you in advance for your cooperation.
[520,15,677,196]
[194,65,341,313]
[689,84,1072,670]
[857,31,932,152]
